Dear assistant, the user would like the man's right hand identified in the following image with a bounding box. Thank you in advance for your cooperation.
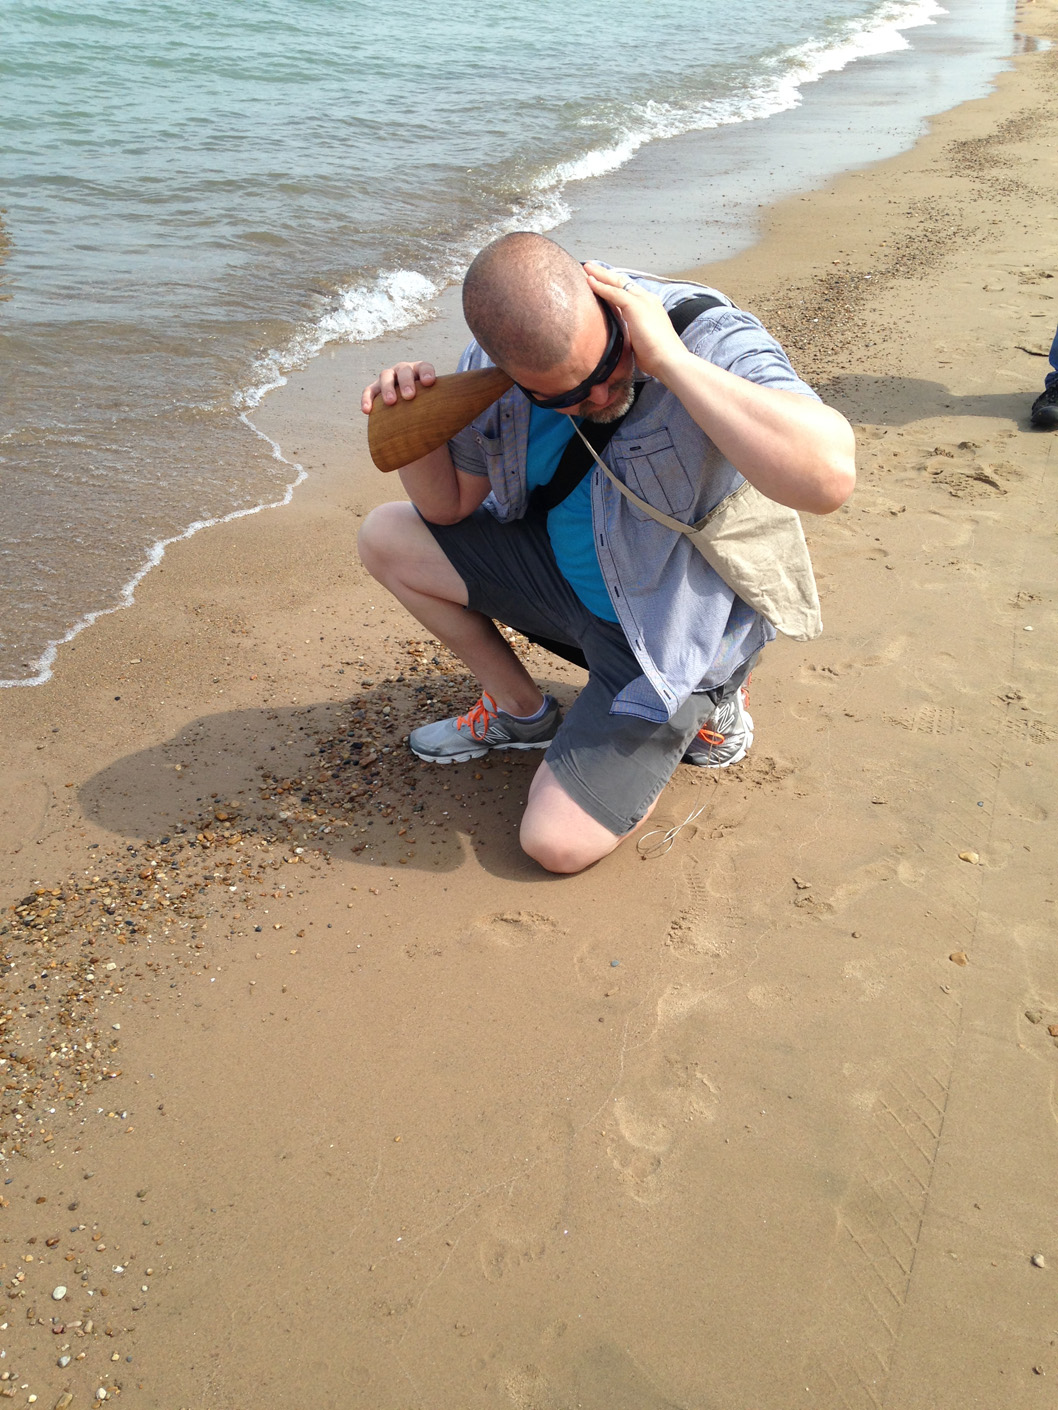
[360,361,437,415]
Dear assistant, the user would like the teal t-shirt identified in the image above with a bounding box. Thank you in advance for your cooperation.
[525,404,619,623]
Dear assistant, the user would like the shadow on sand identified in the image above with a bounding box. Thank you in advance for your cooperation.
[79,684,584,884]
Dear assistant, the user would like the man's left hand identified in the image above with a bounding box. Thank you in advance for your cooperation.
[583,261,690,383]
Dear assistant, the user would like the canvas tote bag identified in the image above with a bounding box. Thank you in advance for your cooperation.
[573,424,823,642]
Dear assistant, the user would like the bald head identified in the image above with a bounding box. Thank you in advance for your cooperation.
[462,232,596,374]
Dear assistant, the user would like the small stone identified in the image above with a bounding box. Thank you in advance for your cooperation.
[1033,1366,1045,1375]
[55,1395,75,1410]
[949,952,968,967]
[958,851,979,865]
[1031,1253,1046,1268]
[52,1286,67,1301]
[792,876,812,890]
[1048,1026,1058,1039]
[57,1356,71,1368]
[96,1390,107,1402]
[1025,1010,1044,1024]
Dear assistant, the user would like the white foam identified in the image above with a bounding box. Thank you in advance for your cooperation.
[237,188,571,413]
[534,0,946,198]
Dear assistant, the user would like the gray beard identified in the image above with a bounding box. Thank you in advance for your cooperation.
[578,375,636,424]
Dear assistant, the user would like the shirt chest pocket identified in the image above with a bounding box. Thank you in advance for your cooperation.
[612,430,696,519]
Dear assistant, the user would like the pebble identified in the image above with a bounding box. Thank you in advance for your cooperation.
[1025,1010,1044,1024]
[949,952,968,967]
[51,1287,67,1301]
[1031,1253,1046,1268]
[958,851,980,865]
[57,1357,70,1369]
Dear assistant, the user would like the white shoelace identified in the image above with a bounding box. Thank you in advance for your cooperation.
[635,772,718,859]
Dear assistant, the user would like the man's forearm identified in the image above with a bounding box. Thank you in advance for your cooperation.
[654,350,856,515]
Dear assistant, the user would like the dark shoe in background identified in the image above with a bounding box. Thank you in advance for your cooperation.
[1030,383,1058,429]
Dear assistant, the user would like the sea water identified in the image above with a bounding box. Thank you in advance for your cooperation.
[0,0,1014,684]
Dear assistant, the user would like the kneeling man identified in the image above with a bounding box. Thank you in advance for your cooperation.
[358,233,855,874]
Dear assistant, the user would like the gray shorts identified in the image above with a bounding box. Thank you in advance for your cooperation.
[424,508,756,836]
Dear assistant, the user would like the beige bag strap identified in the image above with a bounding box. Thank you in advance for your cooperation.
[572,422,721,533]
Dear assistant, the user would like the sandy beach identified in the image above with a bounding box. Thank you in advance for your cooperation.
[2,5,1057,1406]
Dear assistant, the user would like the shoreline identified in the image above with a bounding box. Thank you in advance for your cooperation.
[2,5,1057,1405]
[2,0,1018,689]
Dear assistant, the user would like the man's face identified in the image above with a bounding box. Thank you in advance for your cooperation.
[507,298,636,423]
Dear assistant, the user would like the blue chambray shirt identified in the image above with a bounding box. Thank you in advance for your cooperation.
[448,267,821,723]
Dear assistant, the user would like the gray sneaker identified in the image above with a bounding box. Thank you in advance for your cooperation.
[409,691,561,764]
[682,685,754,768]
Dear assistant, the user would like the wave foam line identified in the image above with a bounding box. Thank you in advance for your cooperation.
[0,418,305,690]
[237,186,572,414]
[542,0,947,188]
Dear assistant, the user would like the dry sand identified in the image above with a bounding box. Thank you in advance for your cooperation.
[1,6,1057,1406]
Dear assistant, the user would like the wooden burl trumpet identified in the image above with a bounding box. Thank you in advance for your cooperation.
[367,366,513,473]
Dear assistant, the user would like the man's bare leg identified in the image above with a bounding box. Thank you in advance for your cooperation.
[360,501,657,874]
[357,502,544,717]
[520,761,659,873]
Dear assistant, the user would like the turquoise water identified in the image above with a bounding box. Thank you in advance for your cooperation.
[0,0,1004,682]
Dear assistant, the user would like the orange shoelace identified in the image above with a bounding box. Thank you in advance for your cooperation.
[457,692,499,740]
[694,677,751,746]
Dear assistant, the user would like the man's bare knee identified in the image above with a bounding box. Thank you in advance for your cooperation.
[357,501,417,582]
[519,814,621,875]
[519,765,660,874]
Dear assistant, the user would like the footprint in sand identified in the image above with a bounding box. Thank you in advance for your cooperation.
[664,853,738,958]
[798,634,908,687]
[608,1062,720,1205]
[504,1364,561,1410]
[478,1233,547,1284]
[606,995,721,1204]
[461,909,563,952]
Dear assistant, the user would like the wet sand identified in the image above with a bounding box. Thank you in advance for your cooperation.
[1,4,1057,1405]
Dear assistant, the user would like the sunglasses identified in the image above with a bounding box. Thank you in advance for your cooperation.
[515,298,625,410]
